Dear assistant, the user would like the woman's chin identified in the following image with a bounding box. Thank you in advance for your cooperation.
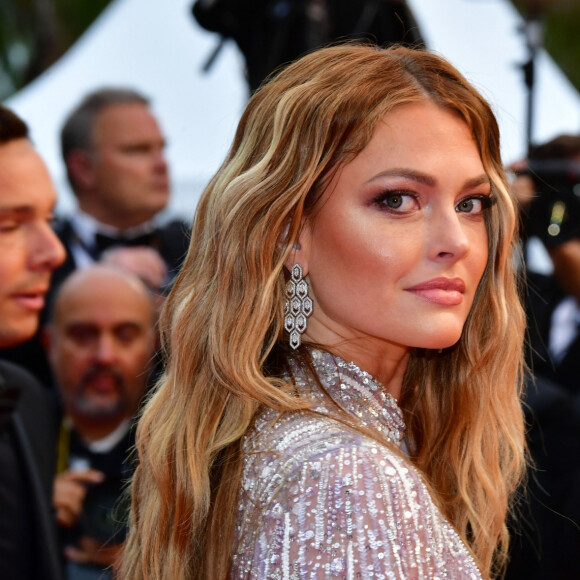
[412,331,463,351]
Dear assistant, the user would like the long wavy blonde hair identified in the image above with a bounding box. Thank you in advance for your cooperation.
[119,44,526,579]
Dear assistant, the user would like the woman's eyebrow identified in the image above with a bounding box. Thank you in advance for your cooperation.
[368,169,491,190]
[368,168,436,186]
[462,175,491,190]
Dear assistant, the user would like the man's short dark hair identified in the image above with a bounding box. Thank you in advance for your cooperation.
[529,134,580,161]
[60,87,150,160]
[0,106,29,143]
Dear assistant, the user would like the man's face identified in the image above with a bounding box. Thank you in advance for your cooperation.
[80,102,170,229]
[49,272,155,422]
[548,239,580,302]
[0,139,65,347]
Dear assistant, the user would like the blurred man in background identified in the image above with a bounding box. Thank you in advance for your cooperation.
[506,134,580,578]
[1,88,189,386]
[516,135,580,392]
[57,87,189,285]
[0,104,65,580]
[46,265,156,580]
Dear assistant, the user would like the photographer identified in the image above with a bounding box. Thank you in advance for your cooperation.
[516,135,580,393]
[506,135,580,577]
[192,0,423,92]
[45,266,156,580]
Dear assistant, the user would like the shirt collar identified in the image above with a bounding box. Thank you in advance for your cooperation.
[84,418,132,454]
[71,208,158,249]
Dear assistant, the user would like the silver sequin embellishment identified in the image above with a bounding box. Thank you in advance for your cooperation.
[231,349,482,579]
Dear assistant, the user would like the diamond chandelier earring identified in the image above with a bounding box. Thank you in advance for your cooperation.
[284,263,313,349]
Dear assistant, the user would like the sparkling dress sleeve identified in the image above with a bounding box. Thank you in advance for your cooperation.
[231,415,482,579]
[231,350,483,579]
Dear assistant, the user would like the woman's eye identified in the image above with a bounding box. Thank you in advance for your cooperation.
[376,192,417,212]
[456,195,492,214]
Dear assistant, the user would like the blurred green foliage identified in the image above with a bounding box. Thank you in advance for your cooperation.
[512,0,580,91]
[0,0,112,100]
[55,0,114,43]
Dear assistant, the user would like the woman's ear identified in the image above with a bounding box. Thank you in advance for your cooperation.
[284,219,312,275]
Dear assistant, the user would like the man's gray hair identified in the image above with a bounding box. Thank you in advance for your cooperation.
[60,87,150,160]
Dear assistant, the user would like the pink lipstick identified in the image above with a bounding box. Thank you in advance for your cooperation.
[405,277,465,306]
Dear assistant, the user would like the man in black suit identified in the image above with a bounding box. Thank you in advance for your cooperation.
[517,135,580,393]
[46,265,156,579]
[0,105,66,580]
[525,242,580,393]
[56,87,190,288]
[505,134,580,578]
[1,88,190,384]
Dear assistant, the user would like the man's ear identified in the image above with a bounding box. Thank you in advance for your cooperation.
[66,149,96,190]
[284,218,312,276]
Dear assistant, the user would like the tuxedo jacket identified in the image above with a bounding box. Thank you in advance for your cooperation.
[505,373,580,578]
[505,271,580,577]
[0,360,62,580]
[525,271,580,394]
[50,217,191,292]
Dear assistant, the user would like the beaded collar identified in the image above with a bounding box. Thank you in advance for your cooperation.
[288,347,406,446]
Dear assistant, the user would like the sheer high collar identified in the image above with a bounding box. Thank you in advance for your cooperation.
[287,347,406,446]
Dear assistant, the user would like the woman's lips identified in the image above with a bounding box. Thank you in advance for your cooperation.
[405,277,466,306]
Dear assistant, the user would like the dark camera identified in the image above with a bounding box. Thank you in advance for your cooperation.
[79,475,128,544]
[522,159,580,246]
[69,453,130,545]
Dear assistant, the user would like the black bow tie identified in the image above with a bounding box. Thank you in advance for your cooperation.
[93,230,160,257]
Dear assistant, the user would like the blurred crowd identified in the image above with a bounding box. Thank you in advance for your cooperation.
[0,91,189,580]
[505,136,580,579]
[0,1,579,578]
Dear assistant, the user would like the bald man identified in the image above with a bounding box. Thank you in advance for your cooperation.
[45,266,156,579]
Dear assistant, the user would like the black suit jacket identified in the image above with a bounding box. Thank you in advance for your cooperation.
[505,271,580,577]
[506,374,580,578]
[525,271,580,394]
[0,361,62,580]
[50,217,191,293]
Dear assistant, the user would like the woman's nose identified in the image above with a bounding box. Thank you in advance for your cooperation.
[428,209,470,262]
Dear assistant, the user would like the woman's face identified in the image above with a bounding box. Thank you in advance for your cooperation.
[294,101,490,359]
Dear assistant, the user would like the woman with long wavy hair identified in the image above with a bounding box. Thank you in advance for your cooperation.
[119,43,526,579]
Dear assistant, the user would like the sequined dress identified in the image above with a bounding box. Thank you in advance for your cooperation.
[231,349,483,579]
